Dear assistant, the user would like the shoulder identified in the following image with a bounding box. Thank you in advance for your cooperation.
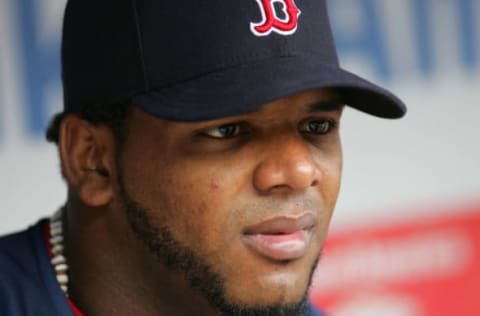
[0,221,64,315]
[0,221,47,281]
[0,223,43,285]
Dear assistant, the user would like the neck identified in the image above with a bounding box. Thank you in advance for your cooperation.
[63,204,217,316]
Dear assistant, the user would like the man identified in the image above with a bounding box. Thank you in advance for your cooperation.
[0,0,405,315]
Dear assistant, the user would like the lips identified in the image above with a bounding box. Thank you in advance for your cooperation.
[242,213,316,261]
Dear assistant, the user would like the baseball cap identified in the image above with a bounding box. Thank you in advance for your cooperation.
[61,0,406,121]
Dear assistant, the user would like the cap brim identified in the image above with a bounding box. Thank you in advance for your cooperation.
[133,56,406,121]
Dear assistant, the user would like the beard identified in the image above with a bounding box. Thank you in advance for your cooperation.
[118,173,317,316]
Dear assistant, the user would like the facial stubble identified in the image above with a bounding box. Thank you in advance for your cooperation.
[118,171,320,316]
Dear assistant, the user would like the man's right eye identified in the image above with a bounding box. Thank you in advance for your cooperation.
[202,124,242,139]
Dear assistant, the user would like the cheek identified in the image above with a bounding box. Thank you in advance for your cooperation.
[122,155,244,249]
[209,180,220,191]
[176,172,246,247]
[317,151,342,210]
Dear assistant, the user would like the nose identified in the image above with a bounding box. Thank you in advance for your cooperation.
[253,135,321,194]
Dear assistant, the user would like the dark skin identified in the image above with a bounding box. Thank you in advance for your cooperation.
[59,88,343,315]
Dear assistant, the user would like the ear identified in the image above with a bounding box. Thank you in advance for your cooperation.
[59,115,115,207]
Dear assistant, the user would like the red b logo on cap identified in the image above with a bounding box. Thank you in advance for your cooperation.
[250,0,301,36]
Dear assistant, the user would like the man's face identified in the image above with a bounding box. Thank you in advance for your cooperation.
[116,88,343,313]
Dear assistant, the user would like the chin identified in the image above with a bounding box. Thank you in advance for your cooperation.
[221,248,321,309]
[225,267,312,307]
[217,287,309,316]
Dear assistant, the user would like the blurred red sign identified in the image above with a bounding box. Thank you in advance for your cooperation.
[310,201,480,316]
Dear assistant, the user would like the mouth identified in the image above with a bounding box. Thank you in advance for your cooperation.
[242,213,316,262]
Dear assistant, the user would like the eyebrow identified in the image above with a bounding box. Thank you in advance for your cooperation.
[307,100,344,112]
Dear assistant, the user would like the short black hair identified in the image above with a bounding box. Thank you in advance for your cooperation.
[46,100,133,148]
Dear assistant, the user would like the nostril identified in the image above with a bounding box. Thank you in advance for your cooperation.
[264,183,295,194]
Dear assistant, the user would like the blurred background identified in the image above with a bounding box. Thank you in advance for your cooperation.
[0,0,479,315]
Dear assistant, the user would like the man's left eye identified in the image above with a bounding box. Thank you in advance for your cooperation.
[299,119,335,135]
[202,123,241,139]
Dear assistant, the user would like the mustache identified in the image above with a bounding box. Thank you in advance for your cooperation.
[230,196,324,221]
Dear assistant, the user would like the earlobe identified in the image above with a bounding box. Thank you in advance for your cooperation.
[59,115,114,207]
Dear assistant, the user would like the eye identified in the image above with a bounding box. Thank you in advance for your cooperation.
[299,119,335,135]
[202,123,242,139]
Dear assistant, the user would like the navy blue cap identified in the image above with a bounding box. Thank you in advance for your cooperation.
[61,0,406,121]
